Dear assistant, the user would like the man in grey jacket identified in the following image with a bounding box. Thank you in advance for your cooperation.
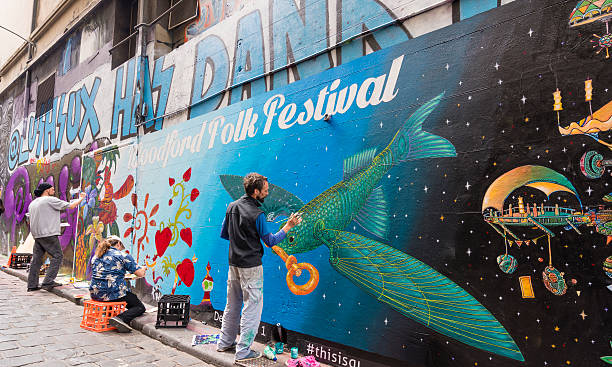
[27,182,85,291]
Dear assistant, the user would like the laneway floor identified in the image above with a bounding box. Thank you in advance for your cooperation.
[0,271,212,367]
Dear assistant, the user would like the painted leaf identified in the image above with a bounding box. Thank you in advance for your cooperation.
[99,201,118,225]
[131,193,138,207]
[109,222,120,236]
[113,175,134,200]
[155,227,172,258]
[123,213,133,222]
[601,356,612,364]
[183,168,192,182]
[145,193,149,208]
[123,227,133,237]
[190,188,199,202]
[180,228,192,247]
[150,204,159,217]
[169,177,175,186]
[176,258,195,287]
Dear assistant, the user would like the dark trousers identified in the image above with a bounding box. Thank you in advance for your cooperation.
[111,291,146,324]
[27,236,62,289]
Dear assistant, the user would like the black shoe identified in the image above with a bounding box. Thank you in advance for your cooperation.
[27,287,41,292]
[217,341,237,352]
[41,281,62,290]
[109,317,132,333]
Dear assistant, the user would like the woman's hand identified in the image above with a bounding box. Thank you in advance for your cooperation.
[134,267,147,278]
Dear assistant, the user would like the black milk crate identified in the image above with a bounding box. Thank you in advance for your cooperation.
[155,294,190,328]
[9,253,32,269]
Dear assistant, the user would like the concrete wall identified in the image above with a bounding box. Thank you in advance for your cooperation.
[0,1,34,66]
[2,0,611,366]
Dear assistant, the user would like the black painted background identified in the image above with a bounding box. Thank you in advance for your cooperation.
[396,0,612,366]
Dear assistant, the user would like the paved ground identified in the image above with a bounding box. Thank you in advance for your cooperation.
[0,271,213,367]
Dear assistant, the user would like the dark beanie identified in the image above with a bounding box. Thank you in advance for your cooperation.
[34,183,53,197]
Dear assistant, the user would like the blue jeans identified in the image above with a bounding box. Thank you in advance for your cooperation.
[218,265,264,359]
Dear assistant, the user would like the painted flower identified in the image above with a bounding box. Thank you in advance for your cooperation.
[123,192,159,262]
[86,216,105,258]
[79,185,98,220]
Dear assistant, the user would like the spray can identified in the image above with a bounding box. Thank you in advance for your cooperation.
[263,345,277,361]
[275,342,284,354]
[291,347,298,359]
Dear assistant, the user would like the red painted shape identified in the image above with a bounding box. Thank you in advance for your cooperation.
[177,258,195,287]
[183,168,192,182]
[190,188,199,202]
[180,228,192,247]
[155,227,172,257]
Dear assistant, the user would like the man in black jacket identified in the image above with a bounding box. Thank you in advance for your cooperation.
[217,173,301,362]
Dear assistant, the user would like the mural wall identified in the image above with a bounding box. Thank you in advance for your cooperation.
[1,0,611,366]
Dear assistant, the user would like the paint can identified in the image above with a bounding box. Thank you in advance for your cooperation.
[291,347,298,359]
[274,342,284,354]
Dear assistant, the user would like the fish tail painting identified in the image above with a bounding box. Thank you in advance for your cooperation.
[388,93,457,163]
[221,93,524,361]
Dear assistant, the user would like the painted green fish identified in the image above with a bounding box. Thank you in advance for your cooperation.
[220,93,524,362]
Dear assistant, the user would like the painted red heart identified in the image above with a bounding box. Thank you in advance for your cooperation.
[190,188,199,202]
[155,227,172,257]
[183,168,192,182]
[169,177,175,186]
[176,258,194,287]
[180,228,192,247]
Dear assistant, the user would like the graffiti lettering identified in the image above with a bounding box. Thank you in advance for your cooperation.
[190,35,230,118]
[230,10,266,105]
[128,124,206,169]
[7,79,102,169]
[2,167,32,244]
[3,151,82,251]
[112,58,137,140]
[263,55,403,134]
[271,0,330,88]
[144,56,174,131]
[78,77,101,142]
[112,57,174,140]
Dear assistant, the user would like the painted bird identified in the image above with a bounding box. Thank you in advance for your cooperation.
[220,93,524,362]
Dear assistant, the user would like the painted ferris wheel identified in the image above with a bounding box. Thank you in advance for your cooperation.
[569,0,612,58]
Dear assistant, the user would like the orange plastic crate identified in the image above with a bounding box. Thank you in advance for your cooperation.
[80,300,127,332]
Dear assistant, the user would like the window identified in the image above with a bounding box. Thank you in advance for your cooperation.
[111,0,139,69]
[35,73,55,118]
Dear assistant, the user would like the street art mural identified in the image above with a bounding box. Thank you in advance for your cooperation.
[2,147,84,266]
[1,0,612,366]
[73,143,135,279]
[219,93,526,361]
[5,0,516,167]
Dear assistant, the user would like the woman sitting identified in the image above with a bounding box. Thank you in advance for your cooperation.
[89,235,146,332]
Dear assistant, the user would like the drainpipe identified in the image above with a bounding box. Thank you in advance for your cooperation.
[135,0,147,127]
[30,0,38,34]
[23,0,39,139]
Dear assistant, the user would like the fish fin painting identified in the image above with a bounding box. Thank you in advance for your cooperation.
[220,174,304,222]
[221,93,525,361]
[315,225,524,362]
